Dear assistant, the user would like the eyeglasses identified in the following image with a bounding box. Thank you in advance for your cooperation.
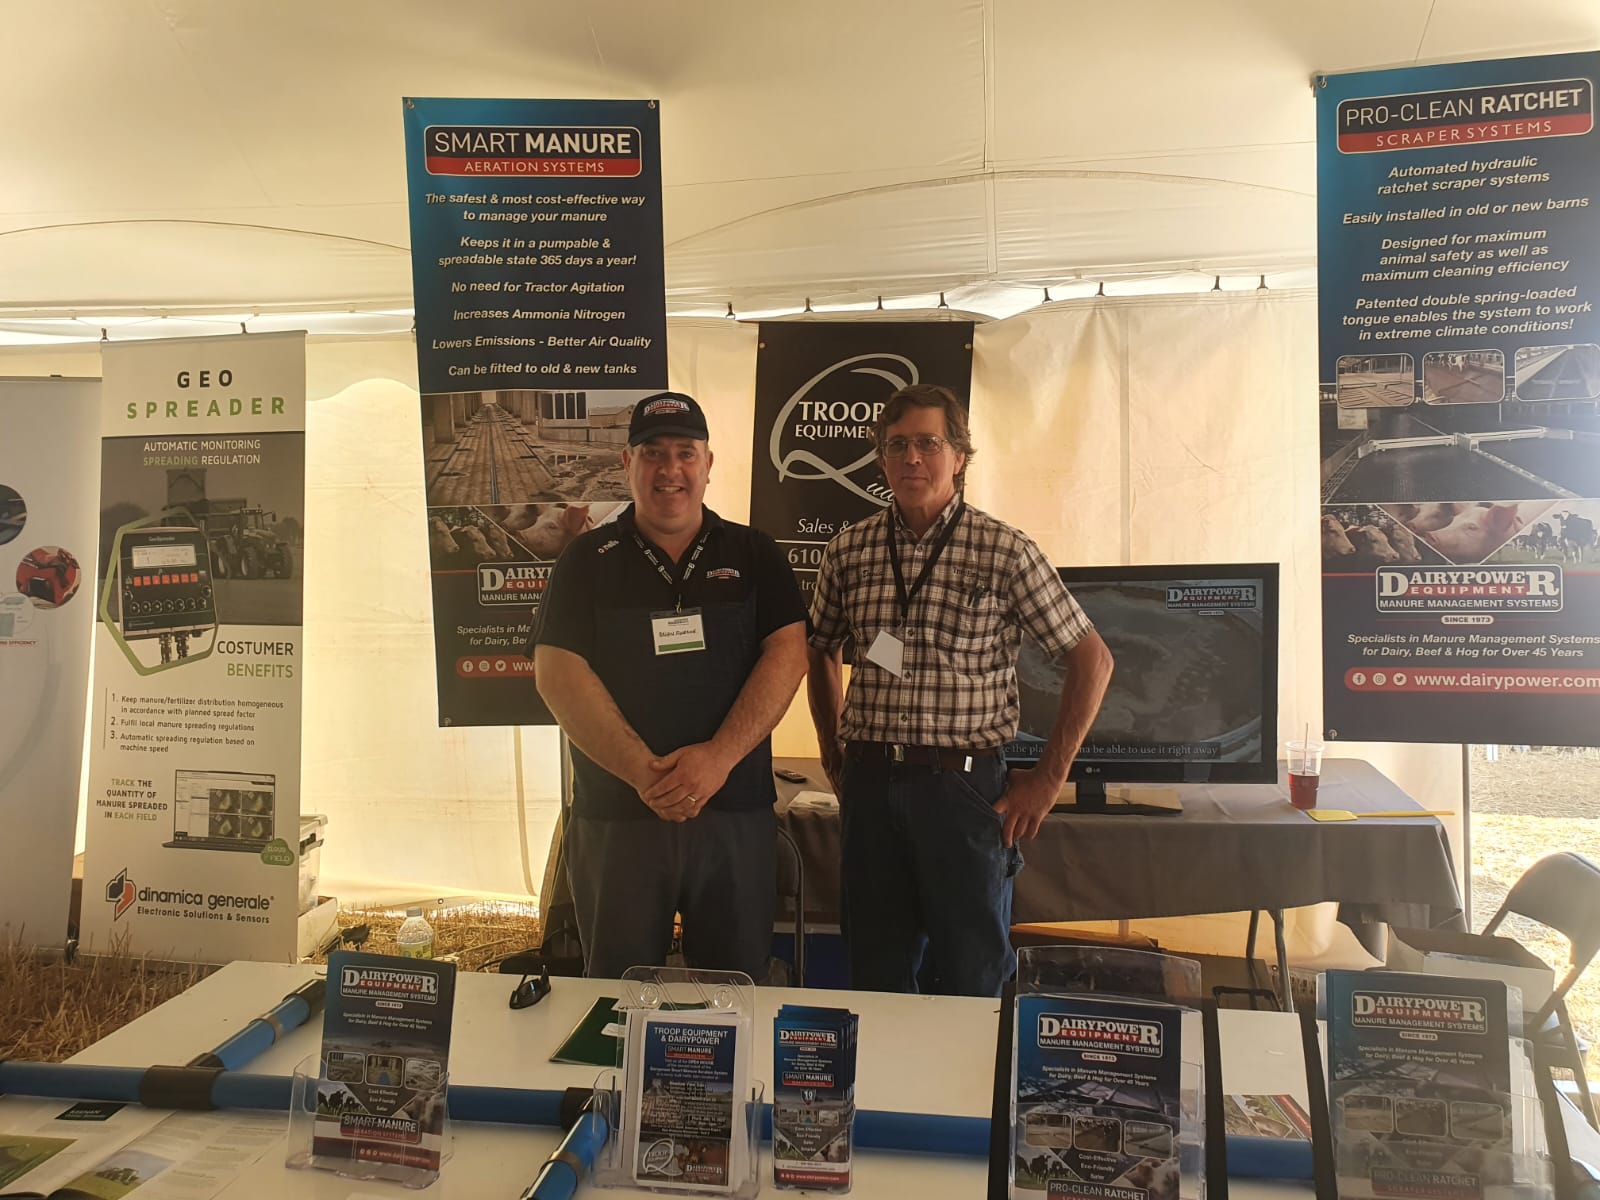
[881,434,950,459]
[508,961,552,1010]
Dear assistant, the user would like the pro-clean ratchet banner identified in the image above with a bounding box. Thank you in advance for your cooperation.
[749,321,975,603]
[0,378,100,949]
[403,97,666,726]
[81,333,306,962]
[1317,53,1600,745]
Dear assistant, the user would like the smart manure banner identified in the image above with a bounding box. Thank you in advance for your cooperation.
[403,98,667,726]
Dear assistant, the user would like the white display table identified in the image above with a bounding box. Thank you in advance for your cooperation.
[5,961,1590,1198]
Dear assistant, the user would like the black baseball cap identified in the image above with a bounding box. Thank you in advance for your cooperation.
[628,391,709,445]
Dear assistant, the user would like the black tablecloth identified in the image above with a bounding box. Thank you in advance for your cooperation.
[774,756,1464,954]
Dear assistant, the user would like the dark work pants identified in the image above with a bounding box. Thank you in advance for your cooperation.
[565,806,777,981]
[839,748,1022,997]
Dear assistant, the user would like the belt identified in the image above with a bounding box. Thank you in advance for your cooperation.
[847,741,1001,773]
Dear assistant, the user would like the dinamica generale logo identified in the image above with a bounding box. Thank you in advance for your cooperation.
[106,868,137,920]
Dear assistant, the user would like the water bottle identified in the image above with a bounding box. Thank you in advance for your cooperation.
[396,907,434,959]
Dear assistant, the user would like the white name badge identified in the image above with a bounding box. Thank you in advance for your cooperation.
[651,608,705,655]
[864,629,905,677]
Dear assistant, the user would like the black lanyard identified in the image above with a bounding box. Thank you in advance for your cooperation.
[632,527,710,612]
[886,501,965,623]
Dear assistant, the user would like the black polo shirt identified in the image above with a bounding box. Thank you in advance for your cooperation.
[531,505,807,820]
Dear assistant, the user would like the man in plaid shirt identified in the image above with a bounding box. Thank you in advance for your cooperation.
[806,383,1114,997]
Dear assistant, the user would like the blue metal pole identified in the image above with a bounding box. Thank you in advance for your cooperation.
[188,977,326,1071]
[0,1061,1310,1179]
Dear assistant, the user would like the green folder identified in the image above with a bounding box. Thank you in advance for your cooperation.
[549,996,625,1067]
[548,995,711,1066]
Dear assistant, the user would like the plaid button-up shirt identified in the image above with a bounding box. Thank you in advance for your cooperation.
[808,495,1093,748]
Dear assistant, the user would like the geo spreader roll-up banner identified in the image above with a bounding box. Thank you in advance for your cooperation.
[402,97,666,727]
[0,377,100,950]
[1317,53,1600,745]
[81,333,306,962]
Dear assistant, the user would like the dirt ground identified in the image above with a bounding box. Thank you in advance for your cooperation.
[1469,745,1600,818]
[1467,745,1600,1086]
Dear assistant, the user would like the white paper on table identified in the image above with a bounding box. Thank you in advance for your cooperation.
[86,1111,282,1200]
[0,1098,167,1197]
[787,790,838,812]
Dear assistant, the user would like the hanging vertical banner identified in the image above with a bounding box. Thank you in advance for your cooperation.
[403,97,667,726]
[1317,53,1600,745]
[0,378,100,949]
[749,321,975,602]
[81,333,306,962]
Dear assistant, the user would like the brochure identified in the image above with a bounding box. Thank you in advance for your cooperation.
[772,1004,858,1192]
[625,1009,749,1193]
[1326,971,1512,1093]
[0,1105,277,1200]
[0,1100,166,1197]
[311,951,457,1179]
[1324,970,1516,1200]
[1011,994,1183,1200]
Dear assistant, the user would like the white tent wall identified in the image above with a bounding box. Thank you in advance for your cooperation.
[11,3,1600,321]
[0,297,1463,958]
[961,293,1464,960]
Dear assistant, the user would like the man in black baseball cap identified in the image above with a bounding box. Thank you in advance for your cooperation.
[531,388,808,981]
[627,390,709,445]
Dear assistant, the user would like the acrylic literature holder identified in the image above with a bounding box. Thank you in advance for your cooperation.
[1006,945,1210,1200]
[1318,970,1555,1200]
[588,966,764,1197]
[285,1052,452,1189]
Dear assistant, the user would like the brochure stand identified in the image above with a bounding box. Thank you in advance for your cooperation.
[285,1053,451,1189]
[284,952,457,1190]
[1297,1003,1339,1200]
[587,966,764,1198]
[1001,945,1211,1200]
[1530,1052,1583,1200]
[1318,970,1555,1200]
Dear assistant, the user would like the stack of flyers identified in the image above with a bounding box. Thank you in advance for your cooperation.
[772,1005,858,1192]
[311,951,456,1182]
[1324,970,1516,1200]
[625,1009,751,1193]
[1011,994,1183,1200]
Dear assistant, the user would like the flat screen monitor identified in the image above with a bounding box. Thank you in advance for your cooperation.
[1004,562,1280,810]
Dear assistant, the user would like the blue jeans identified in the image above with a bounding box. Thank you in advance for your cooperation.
[565,807,776,980]
[838,747,1023,997]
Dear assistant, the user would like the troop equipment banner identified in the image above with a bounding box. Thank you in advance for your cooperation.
[0,378,100,949]
[81,333,306,962]
[403,97,667,727]
[749,321,975,602]
[1317,53,1600,745]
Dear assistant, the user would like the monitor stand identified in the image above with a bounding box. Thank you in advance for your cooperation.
[1051,780,1183,816]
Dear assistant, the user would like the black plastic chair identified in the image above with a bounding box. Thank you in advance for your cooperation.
[1481,851,1600,1129]
[774,825,806,987]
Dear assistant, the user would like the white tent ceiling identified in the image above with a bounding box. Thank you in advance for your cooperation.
[4,0,1599,336]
